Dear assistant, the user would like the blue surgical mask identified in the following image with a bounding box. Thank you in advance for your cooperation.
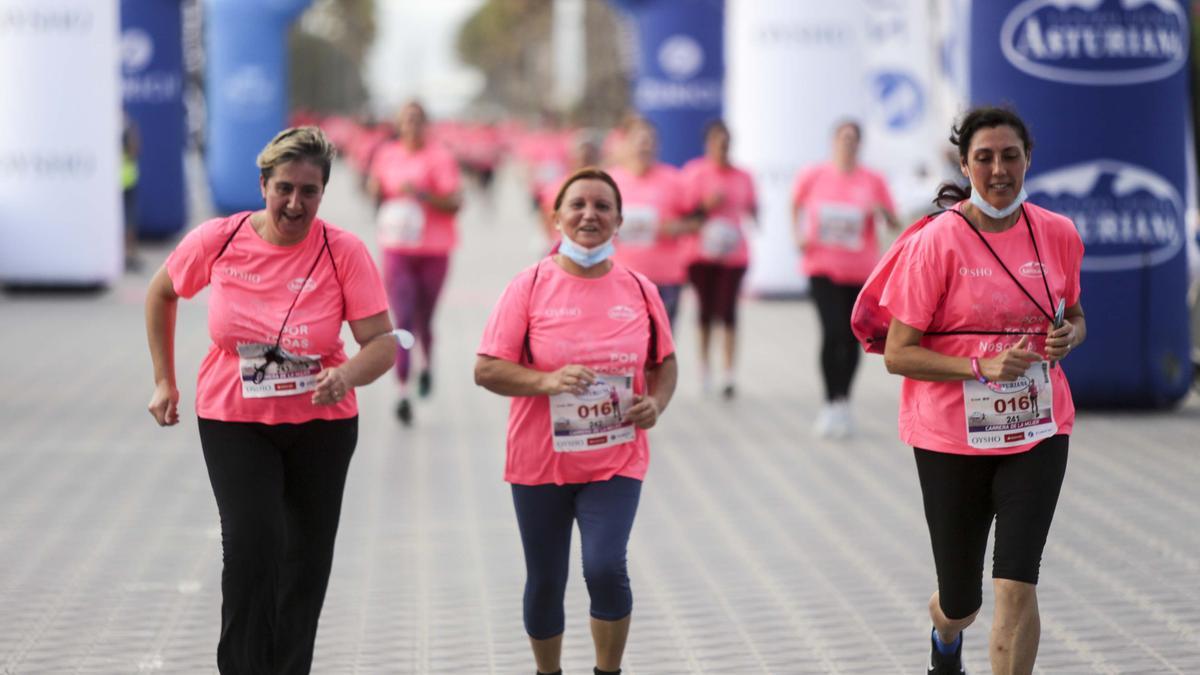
[558,235,615,268]
[969,184,1027,219]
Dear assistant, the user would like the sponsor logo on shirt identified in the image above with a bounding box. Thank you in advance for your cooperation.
[287,277,317,293]
[608,305,639,321]
[1025,158,1184,272]
[543,307,581,318]
[958,267,993,277]
[221,266,261,284]
[1000,0,1188,86]
[1019,261,1046,278]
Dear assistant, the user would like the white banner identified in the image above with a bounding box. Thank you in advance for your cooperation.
[0,1,122,284]
[727,0,944,296]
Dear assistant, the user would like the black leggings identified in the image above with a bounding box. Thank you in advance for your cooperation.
[914,435,1069,620]
[198,417,357,675]
[808,275,863,401]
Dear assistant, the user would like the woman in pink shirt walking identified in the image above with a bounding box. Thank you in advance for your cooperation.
[876,107,1085,674]
[476,168,677,675]
[145,127,396,673]
[792,120,900,437]
[368,100,464,425]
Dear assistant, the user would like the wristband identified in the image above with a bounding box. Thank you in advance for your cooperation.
[970,357,988,384]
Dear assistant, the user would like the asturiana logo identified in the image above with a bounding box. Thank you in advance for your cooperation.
[1000,0,1188,86]
[1026,159,1184,272]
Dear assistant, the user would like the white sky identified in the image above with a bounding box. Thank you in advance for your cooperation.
[366,0,486,119]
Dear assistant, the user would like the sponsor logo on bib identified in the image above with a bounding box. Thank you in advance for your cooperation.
[1025,159,1184,272]
[1000,0,1189,86]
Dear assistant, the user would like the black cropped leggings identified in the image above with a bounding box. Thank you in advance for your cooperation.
[808,275,863,401]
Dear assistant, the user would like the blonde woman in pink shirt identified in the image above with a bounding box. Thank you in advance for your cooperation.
[792,120,900,438]
[368,100,464,425]
[878,107,1085,674]
[145,127,396,673]
[476,168,677,675]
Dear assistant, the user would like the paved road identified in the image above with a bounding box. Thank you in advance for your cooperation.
[1,159,1198,673]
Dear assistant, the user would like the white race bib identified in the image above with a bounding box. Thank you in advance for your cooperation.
[377,197,425,246]
[549,373,636,452]
[238,343,322,399]
[963,361,1056,449]
[700,216,742,258]
[816,202,867,249]
[620,205,660,246]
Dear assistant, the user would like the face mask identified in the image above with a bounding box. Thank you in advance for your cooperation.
[969,184,1027,219]
[558,234,615,268]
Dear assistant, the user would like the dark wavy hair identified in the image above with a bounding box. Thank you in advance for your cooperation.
[552,167,623,215]
[934,106,1034,208]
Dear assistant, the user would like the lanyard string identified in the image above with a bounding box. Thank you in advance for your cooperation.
[271,226,331,351]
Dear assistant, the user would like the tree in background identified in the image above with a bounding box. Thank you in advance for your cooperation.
[457,0,630,126]
[290,0,376,114]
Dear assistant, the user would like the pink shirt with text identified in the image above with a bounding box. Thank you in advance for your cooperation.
[792,163,896,285]
[478,259,676,485]
[369,140,462,255]
[679,157,757,268]
[879,203,1083,455]
[166,214,389,424]
[609,163,690,285]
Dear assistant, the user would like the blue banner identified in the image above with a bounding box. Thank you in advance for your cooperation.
[969,0,1193,407]
[204,0,310,214]
[611,0,724,167]
[121,0,187,237]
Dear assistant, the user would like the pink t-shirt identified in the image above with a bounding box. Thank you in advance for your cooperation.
[477,259,677,486]
[792,163,896,285]
[879,203,1083,455]
[166,214,390,424]
[368,140,462,255]
[609,163,690,285]
[679,157,757,268]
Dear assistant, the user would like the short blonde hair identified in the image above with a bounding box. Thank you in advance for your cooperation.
[256,126,336,185]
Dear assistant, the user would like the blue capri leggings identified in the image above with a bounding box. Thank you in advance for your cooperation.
[511,476,642,639]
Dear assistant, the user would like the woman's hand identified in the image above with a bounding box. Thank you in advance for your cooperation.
[540,365,596,396]
[981,335,1042,382]
[1043,320,1076,363]
[147,380,180,426]
[312,367,351,406]
[624,394,660,430]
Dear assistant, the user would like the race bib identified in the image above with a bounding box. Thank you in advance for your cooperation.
[549,373,636,452]
[377,197,425,246]
[536,160,564,186]
[238,343,322,399]
[700,216,742,258]
[963,361,1056,449]
[816,202,866,249]
[620,205,660,246]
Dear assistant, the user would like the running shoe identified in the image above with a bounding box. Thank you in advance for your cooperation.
[928,628,966,674]
[396,398,413,426]
[830,400,854,439]
[813,404,836,438]
[418,369,432,398]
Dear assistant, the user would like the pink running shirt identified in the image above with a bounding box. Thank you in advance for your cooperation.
[679,157,757,268]
[369,140,462,255]
[792,163,896,285]
[166,214,390,424]
[879,203,1083,455]
[609,163,690,285]
[478,259,676,486]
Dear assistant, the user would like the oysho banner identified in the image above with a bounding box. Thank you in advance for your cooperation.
[205,0,310,214]
[122,0,187,237]
[969,0,1193,407]
[611,0,724,167]
[0,1,122,284]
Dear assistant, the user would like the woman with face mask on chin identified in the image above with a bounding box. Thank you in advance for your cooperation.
[875,107,1086,674]
[144,127,396,674]
[475,168,678,675]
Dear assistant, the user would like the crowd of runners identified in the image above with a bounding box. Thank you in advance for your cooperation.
[147,104,1085,675]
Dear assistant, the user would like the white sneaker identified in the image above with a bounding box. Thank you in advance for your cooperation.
[813,404,837,438]
[829,400,855,439]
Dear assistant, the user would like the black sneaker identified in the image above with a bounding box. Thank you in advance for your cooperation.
[396,398,413,426]
[721,383,736,399]
[418,369,432,398]
[928,628,965,674]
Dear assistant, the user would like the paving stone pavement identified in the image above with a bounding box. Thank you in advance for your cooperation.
[2,159,1199,674]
